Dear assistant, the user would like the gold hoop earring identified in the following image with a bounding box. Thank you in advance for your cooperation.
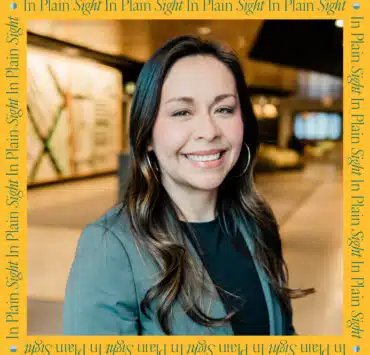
[233,143,251,178]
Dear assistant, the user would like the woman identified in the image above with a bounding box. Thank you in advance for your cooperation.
[63,36,303,335]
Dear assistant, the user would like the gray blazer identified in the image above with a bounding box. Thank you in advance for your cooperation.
[63,205,294,335]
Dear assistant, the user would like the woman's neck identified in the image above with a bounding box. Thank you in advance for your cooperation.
[162,181,218,223]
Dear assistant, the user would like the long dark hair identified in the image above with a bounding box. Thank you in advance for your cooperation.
[120,36,304,334]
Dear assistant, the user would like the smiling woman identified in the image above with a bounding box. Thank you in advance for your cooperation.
[63,36,306,336]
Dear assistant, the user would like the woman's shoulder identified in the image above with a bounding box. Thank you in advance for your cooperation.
[64,203,141,335]
[78,203,134,252]
[92,202,128,228]
[73,203,157,282]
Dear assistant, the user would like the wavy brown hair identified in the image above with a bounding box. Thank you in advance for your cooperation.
[119,36,311,334]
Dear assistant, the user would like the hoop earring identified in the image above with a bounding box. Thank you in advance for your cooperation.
[233,143,251,178]
[146,153,160,180]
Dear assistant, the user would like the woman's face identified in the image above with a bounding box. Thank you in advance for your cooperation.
[149,55,244,193]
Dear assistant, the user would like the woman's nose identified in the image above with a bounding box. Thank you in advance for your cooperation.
[194,114,221,141]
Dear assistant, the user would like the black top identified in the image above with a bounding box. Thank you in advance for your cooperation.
[184,217,270,335]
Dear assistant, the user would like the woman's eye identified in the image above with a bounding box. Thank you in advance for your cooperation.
[215,107,234,115]
[172,110,190,117]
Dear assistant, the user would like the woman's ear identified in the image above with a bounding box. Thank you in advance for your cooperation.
[147,142,153,152]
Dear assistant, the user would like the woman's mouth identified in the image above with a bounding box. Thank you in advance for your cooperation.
[186,152,222,162]
[183,150,226,168]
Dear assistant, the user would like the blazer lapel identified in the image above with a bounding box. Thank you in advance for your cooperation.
[236,216,284,335]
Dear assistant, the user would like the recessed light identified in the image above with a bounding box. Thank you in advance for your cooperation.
[238,36,246,48]
[335,19,343,28]
[322,96,333,107]
[258,96,268,106]
[125,82,136,95]
[62,47,81,57]
[197,27,211,36]
[263,104,278,118]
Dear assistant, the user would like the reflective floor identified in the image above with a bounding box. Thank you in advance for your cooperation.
[27,146,343,335]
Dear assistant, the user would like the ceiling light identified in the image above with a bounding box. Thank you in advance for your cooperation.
[253,104,263,118]
[322,96,333,107]
[335,20,343,28]
[197,27,211,36]
[62,47,80,57]
[125,82,136,95]
[238,36,246,48]
[258,96,268,106]
[263,104,278,118]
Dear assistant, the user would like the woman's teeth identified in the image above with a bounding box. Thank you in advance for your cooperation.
[186,152,221,162]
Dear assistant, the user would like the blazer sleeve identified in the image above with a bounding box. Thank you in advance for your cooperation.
[63,223,139,335]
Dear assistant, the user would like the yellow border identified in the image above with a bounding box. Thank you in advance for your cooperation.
[0,0,369,354]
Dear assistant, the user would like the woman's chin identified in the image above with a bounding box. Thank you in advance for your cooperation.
[187,175,226,191]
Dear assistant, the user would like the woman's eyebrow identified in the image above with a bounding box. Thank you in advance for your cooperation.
[165,96,194,104]
[165,94,236,105]
[212,94,236,104]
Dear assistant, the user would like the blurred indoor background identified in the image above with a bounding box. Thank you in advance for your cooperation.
[27,19,343,335]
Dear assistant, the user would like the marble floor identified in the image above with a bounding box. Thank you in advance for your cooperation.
[27,149,343,336]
